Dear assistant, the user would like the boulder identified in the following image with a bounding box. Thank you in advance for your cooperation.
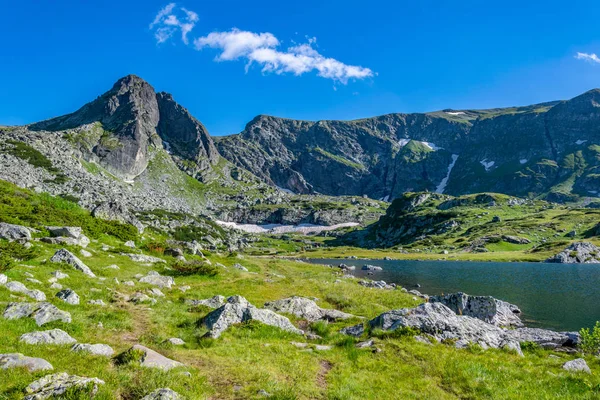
[20,329,77,345]
[141,388,183,400]
[232,263,248,272]
[3,302,71,326]
[129,292,156,304]
[546,242,600,263]
[501,235,531,245]
[23,372,105,400]
[139,271,174,289]
[4,281,46,301]
[562,358,591,373]
[203,295,303,338]
[71,343,114,357]
[429,292,522,327]
[92,201,144,233]
[50,249,96,277]
[167,338,185,346]
[46,226,82,239]
[0,222,31,241]
[119,345,184,371]
[362,265,383,271]
[55,289,80,305]
[340,323,365,337]
[369,302,521,351]
[51,271,69,280]
[186,295,226,309]
[358,280,395,290]
[0,274,7,285]
[505,327,580,348]
[264,296,354,322]
[0,353,53,372]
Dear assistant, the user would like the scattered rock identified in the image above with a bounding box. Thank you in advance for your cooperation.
[105,264,120,270]
[429,292,522,327]
[167,338,185,346]
[264,296,354,322]
[51,271,69,280]
[126,253,166,263]
[203,295,303,338]
[3,302,71,326]
[501,235,531,245]
[0,274,7,285]
[55,289,80,305]
[124,240,136,248]
[4,281,46,301]
[505,327,580,348]
[80,249,92,258]
[362,265,383,271]
[71,343,114,357]
[23,372,105,400]
[186,295,226,309]
[340,323,365,337]
[20,329,77,345]
[0,353,53,372]
[139,271,174,289]
[358,280,395,290]
[130,292,156,305]
[141,388,183,400]
[0,222,32,242]
[119,345,184,371]
[87,299,106,306]
[148,288,165,297]
[232,263,248,272]
[562,358,591,373]
[50,249,96,277]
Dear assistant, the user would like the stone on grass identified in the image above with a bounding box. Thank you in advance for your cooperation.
[358,280,395,290]
[124,240,136,248]
[340,323,365,337]
[139,271,174,289]
[49,283,63,290]
[3,302,71,326]
[55,289,80,305]
[126,254,166,264]
[46,226,82,239]
[264,296,354,322]
[141,388,183,400]
[167,338,185,346]
[23,372,104,400]
[148,288,165,297]
[429,292,522,327]
[0,274,7,285]
[0,222,32,241]
[71,343,114,357]
[105,264,120,270]
[20,329,77,345]
[0,353,53,372]
[4,281,46,301]
[118,345,184,371]
[50,249,96,278]
[87,299,106,306]
[129,292,156,305]
[232,263,248,272]
[186,295,226,309]
[51,271,69,280]
[563,358,591,373]
[203,295,303,338]
[80,249,92,258]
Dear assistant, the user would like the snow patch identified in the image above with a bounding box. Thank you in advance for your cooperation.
[398,139,411,147]
[163,141,172,154]
[446,111,465,116]
[216,221,360,235]
[519,159,528,165]
[480,159,495,171]
[398,139,442,151]
[276,186,295,195]
[576,139,588,145]
[435,154,459,194]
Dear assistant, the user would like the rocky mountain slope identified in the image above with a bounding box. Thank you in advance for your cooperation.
[216,92,600,202]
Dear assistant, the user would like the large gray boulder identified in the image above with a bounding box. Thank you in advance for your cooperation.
[3,302,72,326]
[50,249,96,277]
[23,372,105,400]
[264,296,354,322]
[563,358,591,373]
[429,292,522,327]
[358,280,396,290]
[0,353,53,372]
[141,388,183,400]
[203,295,303,338]
[139,271,174,289]
[369,302,521,351]
[4,281,46,301]
[55,289,80,305]
[92,201,144,233]
[20,329,77,345]
[71,343,114,357]
[546,242,600,263]
[127,254,166,264]
[505,327,580,348]
[186,295,226,309]
[44,226,90,248]
[0,222,31,241]
[119,345,183,371]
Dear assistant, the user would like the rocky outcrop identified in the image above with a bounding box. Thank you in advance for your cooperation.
[369,302,521,352]
[71,343,114,357]
[20,329,77,345]
[23,373,105,400]
[202,295,303,338]
[4,281,46,301]
[43,226,90,248]
[138,271,174,289]
[50,249,96,277]
[0,353,53,372]
[505,328,580,348]
[429,292,523,327]
[186,295,226,309]
[92,201,145,233]
[118,345,183,371]
[3,302,72,326]
[264,296,354,322]
[55,289,80,305]
[546,242,600,263]
[358,280,396,290]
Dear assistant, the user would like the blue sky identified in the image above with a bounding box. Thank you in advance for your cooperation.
[1,0,600,135]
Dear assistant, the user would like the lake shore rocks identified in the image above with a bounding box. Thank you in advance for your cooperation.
[546,242,600,263]
[429,292,523,327]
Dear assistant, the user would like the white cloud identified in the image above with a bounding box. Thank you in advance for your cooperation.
[194,28,373,83]
[575,52,600,64]
[150,3,198,45]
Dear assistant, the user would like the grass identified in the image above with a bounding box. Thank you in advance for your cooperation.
[312,147,365,171]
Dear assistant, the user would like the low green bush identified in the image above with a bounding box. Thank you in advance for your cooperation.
[171,260,219,277]
[580,321,600,355]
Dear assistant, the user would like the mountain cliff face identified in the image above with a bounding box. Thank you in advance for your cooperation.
[216,92,600,202]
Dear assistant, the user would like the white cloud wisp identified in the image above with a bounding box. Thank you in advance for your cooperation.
[575,52,600,64]
[150,3,198,45]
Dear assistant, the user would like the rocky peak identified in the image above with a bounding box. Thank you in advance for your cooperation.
[156,92,219,167]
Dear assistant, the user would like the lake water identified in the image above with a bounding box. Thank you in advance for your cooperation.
[307,258,600,332]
